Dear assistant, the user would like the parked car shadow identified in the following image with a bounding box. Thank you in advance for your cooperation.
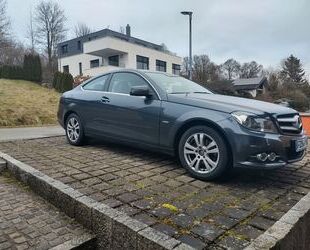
[82,137,304,186]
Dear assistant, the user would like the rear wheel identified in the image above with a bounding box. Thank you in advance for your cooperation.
[178,126,229,180]
[65,113,85,146]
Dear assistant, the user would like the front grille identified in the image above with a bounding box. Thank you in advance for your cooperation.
[276,113,303,135]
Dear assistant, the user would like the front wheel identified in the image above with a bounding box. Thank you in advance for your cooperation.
[65,113,85,146]
[178,126,229,181]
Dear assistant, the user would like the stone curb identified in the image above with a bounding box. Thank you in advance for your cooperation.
[0,152,195,250]
[245,190,310,249]
[0,134,64,143]
[49,234,95,250]
[0,158,6,173]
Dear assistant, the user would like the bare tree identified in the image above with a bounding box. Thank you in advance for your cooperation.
[74,22,92,37]
[181,57,190,78]
[0,40,26,66]
[26,9,36,53]
[119,26,125,34]
[191,55,221,83]
[34,0,67,71]
[239,61,263,78]
[192,55,211,83]
[221,58,241,80]
[208,62,221,82]
[0,0,10,43]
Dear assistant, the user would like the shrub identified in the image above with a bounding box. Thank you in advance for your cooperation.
[285,90,309,112]
[52,71,61,90]
[73,75,91,87]
[53,71,73,93]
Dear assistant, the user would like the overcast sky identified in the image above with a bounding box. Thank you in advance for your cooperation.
[6,0,310,76]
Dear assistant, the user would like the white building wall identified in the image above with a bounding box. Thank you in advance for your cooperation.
[58,54,102,77]
[59,36,182,77]
[84,37,182,73]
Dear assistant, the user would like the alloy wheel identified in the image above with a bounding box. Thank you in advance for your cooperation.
[67,117,80,143]
[183,133,220,174]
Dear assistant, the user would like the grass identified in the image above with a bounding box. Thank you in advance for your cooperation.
[0,79,60,127]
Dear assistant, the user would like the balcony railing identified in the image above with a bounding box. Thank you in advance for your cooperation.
[83,64,125,77]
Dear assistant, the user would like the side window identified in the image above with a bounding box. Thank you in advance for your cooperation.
[109,73,149,95]
[83,74,110,91]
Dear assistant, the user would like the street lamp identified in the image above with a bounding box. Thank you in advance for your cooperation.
[181,11,193,80]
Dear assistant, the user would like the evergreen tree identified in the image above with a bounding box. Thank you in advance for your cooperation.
[281,55,306,83]
[23,54,42,82]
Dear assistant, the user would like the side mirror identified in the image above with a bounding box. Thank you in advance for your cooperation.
[130,86,152,97]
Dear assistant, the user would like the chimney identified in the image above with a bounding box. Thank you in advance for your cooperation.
[126,24,131,37]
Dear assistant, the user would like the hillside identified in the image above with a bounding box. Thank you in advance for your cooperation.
[0,79,60,127]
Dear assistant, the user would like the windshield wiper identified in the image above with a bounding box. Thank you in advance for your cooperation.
[169,92,190,94]
[193,91,211,94]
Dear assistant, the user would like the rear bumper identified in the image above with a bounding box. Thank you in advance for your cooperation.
[219,118,308,170]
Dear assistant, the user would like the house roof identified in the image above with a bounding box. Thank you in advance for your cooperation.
[58,28,170,58]
[233,77,268,91]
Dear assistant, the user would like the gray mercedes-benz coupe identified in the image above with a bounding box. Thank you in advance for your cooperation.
[57,69,307,180]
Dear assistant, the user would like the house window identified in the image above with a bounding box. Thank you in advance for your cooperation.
[136,55,149,70]
[77,41,81,50]
[61,44,68,54]
[79,63,82,75]
[156,60,166,72]
[172,64,181,75]
[90,59,100,68]
[108,55,119,67]
[63,65,69,73]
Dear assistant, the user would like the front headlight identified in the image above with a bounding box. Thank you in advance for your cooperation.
[231,111,278,133]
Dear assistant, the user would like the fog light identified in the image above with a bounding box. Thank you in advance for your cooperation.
[268,152,277,161]
[257,153,268,162]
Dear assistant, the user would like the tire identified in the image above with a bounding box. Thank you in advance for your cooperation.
[178,126,229,181]
[65,113,85,146]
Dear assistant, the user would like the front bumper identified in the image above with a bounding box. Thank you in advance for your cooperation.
[219,117,308,169]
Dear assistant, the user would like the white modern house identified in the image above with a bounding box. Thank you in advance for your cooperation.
[58,25,182,77]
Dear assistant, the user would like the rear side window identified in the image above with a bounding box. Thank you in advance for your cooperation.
[108,72,149,94]
[83,74,110,91]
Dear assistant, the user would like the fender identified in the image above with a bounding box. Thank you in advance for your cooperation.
[159,101,231,148]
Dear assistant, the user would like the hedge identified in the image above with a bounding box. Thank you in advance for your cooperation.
[0,54,42,83]
[0,65,24,80]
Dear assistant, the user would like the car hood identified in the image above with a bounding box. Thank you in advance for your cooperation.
[167,93,297,116]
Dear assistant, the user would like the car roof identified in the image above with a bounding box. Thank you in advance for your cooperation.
[93,69,177,78]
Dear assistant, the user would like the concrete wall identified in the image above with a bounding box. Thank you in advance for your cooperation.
[0,152,190,250]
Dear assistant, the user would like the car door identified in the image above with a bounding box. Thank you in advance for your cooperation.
[77,74,111,134]
[98,72,161,146]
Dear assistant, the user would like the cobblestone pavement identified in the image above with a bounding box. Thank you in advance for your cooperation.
[0,137,309,249]
[0,172,92,250]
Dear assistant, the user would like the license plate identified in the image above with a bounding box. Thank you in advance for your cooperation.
[295,138,308,152]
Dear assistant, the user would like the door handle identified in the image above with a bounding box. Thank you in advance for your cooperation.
[101,96,110,103]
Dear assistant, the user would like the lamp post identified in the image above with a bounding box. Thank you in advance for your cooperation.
[181,11,193,80]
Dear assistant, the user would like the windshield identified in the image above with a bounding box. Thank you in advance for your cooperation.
[146,72,212,94]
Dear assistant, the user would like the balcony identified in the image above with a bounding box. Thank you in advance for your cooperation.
[83,37,128,57]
